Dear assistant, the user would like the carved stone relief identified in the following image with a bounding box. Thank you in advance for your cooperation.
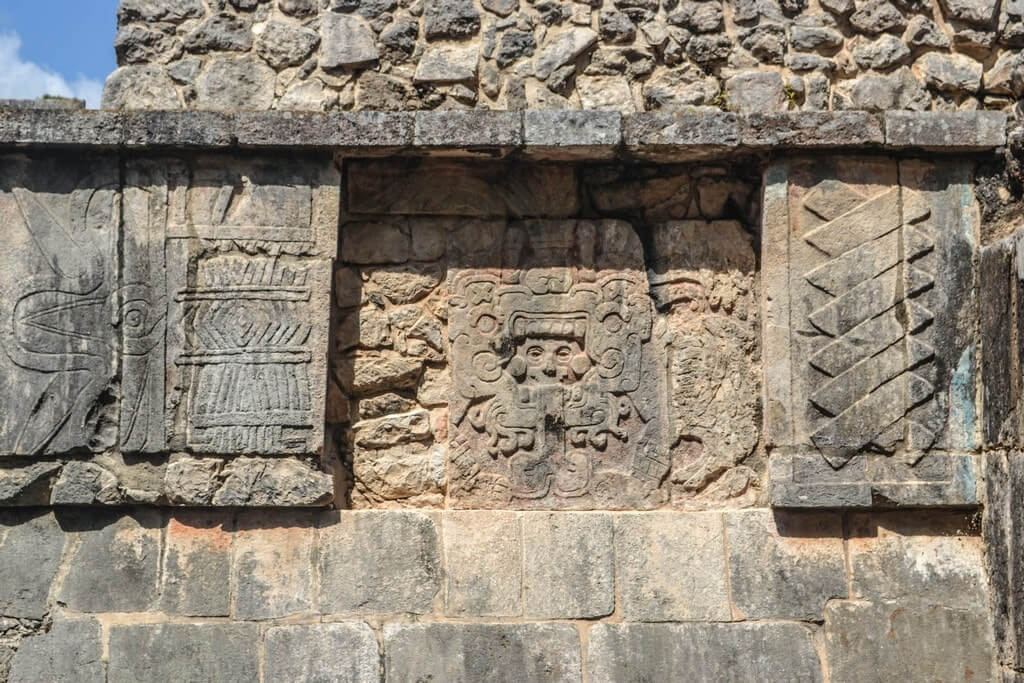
[764,158,981,508]
[0,154,336,507]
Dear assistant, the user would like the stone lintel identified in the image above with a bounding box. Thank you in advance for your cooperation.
[0,110,1008,158]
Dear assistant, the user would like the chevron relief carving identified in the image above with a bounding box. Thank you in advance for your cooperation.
[800,180,937,467]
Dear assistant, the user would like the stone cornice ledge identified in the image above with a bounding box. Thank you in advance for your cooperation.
[0,109,1008,160]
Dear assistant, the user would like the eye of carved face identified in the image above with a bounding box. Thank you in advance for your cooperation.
[517,339,585,385]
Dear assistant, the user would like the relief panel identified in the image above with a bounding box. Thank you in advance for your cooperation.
[764,158,981,508]
[165,157,337,457]
[447,220,672,509]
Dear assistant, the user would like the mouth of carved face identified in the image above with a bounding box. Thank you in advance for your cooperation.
[507,337,590,386]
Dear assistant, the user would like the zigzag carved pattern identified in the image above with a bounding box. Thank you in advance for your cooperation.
[801,180,937,467]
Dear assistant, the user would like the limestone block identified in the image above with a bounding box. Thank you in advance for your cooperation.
[319,510,441,614]
[102,65,182,110]
[448,220,670,510]
[522,513,613,618]
[161,511,232,616]
[233,511,315,619]
[57,510,161,613]
[615,512,730,621]
[981,234,1024,446]
[347,160,578,217]
[444,511,522,616]
[8,618,104,683]
[108,623,260,683]
[586,623,822,682]
[0,511,63,618]
[414,44,480,84]
[848,511,988,609]
[320,13,380,68]
[195,57,275,111]
[764,158,982,508]
[823,601,995,682]
[385,623,581,683]
[264,623,380,683]
[413,111,522,148]
[726,509,846,620]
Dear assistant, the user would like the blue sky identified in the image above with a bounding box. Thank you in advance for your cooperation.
[0,1,120,107]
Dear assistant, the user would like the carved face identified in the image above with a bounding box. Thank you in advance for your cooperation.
[508,338,589,386]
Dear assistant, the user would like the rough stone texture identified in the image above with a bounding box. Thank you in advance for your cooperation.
[319,510,441,614]
[726,510,847,620]
[57,510,161,613]
[765,157,983,508]
[0,511,63,618]
[522,513,614,618]
[264,623,380,683]
[233,511,315,619]
[385,623,581,683]
[8,618,105,683]
[104,0,1020,113]
[615,512,730,621]
[824,601,996,682]
[587,623,823,682]
[160,511,231,616]
[443,511,522,616]
[108,623,260,683]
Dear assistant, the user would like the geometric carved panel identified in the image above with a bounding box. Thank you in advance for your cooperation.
[764,158,981,508]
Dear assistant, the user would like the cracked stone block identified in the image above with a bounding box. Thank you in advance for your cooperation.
[764,158,982,508]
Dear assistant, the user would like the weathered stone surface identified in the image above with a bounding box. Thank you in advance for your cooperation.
[522,513,613,618]
[233,511,315,618]
[185,13,253,53]
[414,45,480,83]
[319,510,441,614]
[195,57,275,110]
[765,158,982,508]
[0,463,61,506]
[254,19,320,69]
[161,511,231,616]
[523,110,621,152]
[938,0,999,26]
[385,623,582,683]
[915,52,983,93]
[444,511,522,616]
[57,510,160,613]
[265,623,380,683]
[8,618,104,683]
[824,601,995,681]
[50,461,119,504]
[424,0,481,39]
[108,624,259,683]
[981,237,1022,446]
[726,72,787,114]
[118,0,204,24]
[726,510,846,620]
[535,28,599,81]
[848,511,987,609]
[414,110,521,148]
[587,623,822,682]
[0,511,63,618]
[321,13,380,68]
[615,512,730,621]
[886,110,1006,149]
[347,160,578,217]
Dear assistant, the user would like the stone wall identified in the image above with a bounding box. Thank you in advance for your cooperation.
[0,102,1018,681]
[104,0,1024,113]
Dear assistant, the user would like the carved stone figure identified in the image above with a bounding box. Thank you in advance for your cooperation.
[448,220,671,509]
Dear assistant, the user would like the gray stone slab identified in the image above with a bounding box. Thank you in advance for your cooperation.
[56,509,161,613]
[523,110,621,158]
[615,512,730,622]
[886,110,1007,149]
[385,623,581,683]
[0,511,62,618]
[413,110,522,149]
[984,452,1024,671]
[522,513,614,619]
[233,510,315,619]
[443,511,522,617]
[108,623,260,683]
[319,510,441,615]
[981,235,1023,446]
[824,601,996,682]
[160,510,232,616]
[265,623,380,683]
[0,110,123,147]
[623,112,742,160]
[235,111,413,149]
[586,623,822,683]
[726,509,846,621]
[8,618,104,683]
[741,112,885,148]
[122,111,233,147]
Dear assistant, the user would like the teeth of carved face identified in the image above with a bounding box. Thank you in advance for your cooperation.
[521,339,582,385]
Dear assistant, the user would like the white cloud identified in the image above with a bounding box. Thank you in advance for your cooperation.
[0,32,104,108]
